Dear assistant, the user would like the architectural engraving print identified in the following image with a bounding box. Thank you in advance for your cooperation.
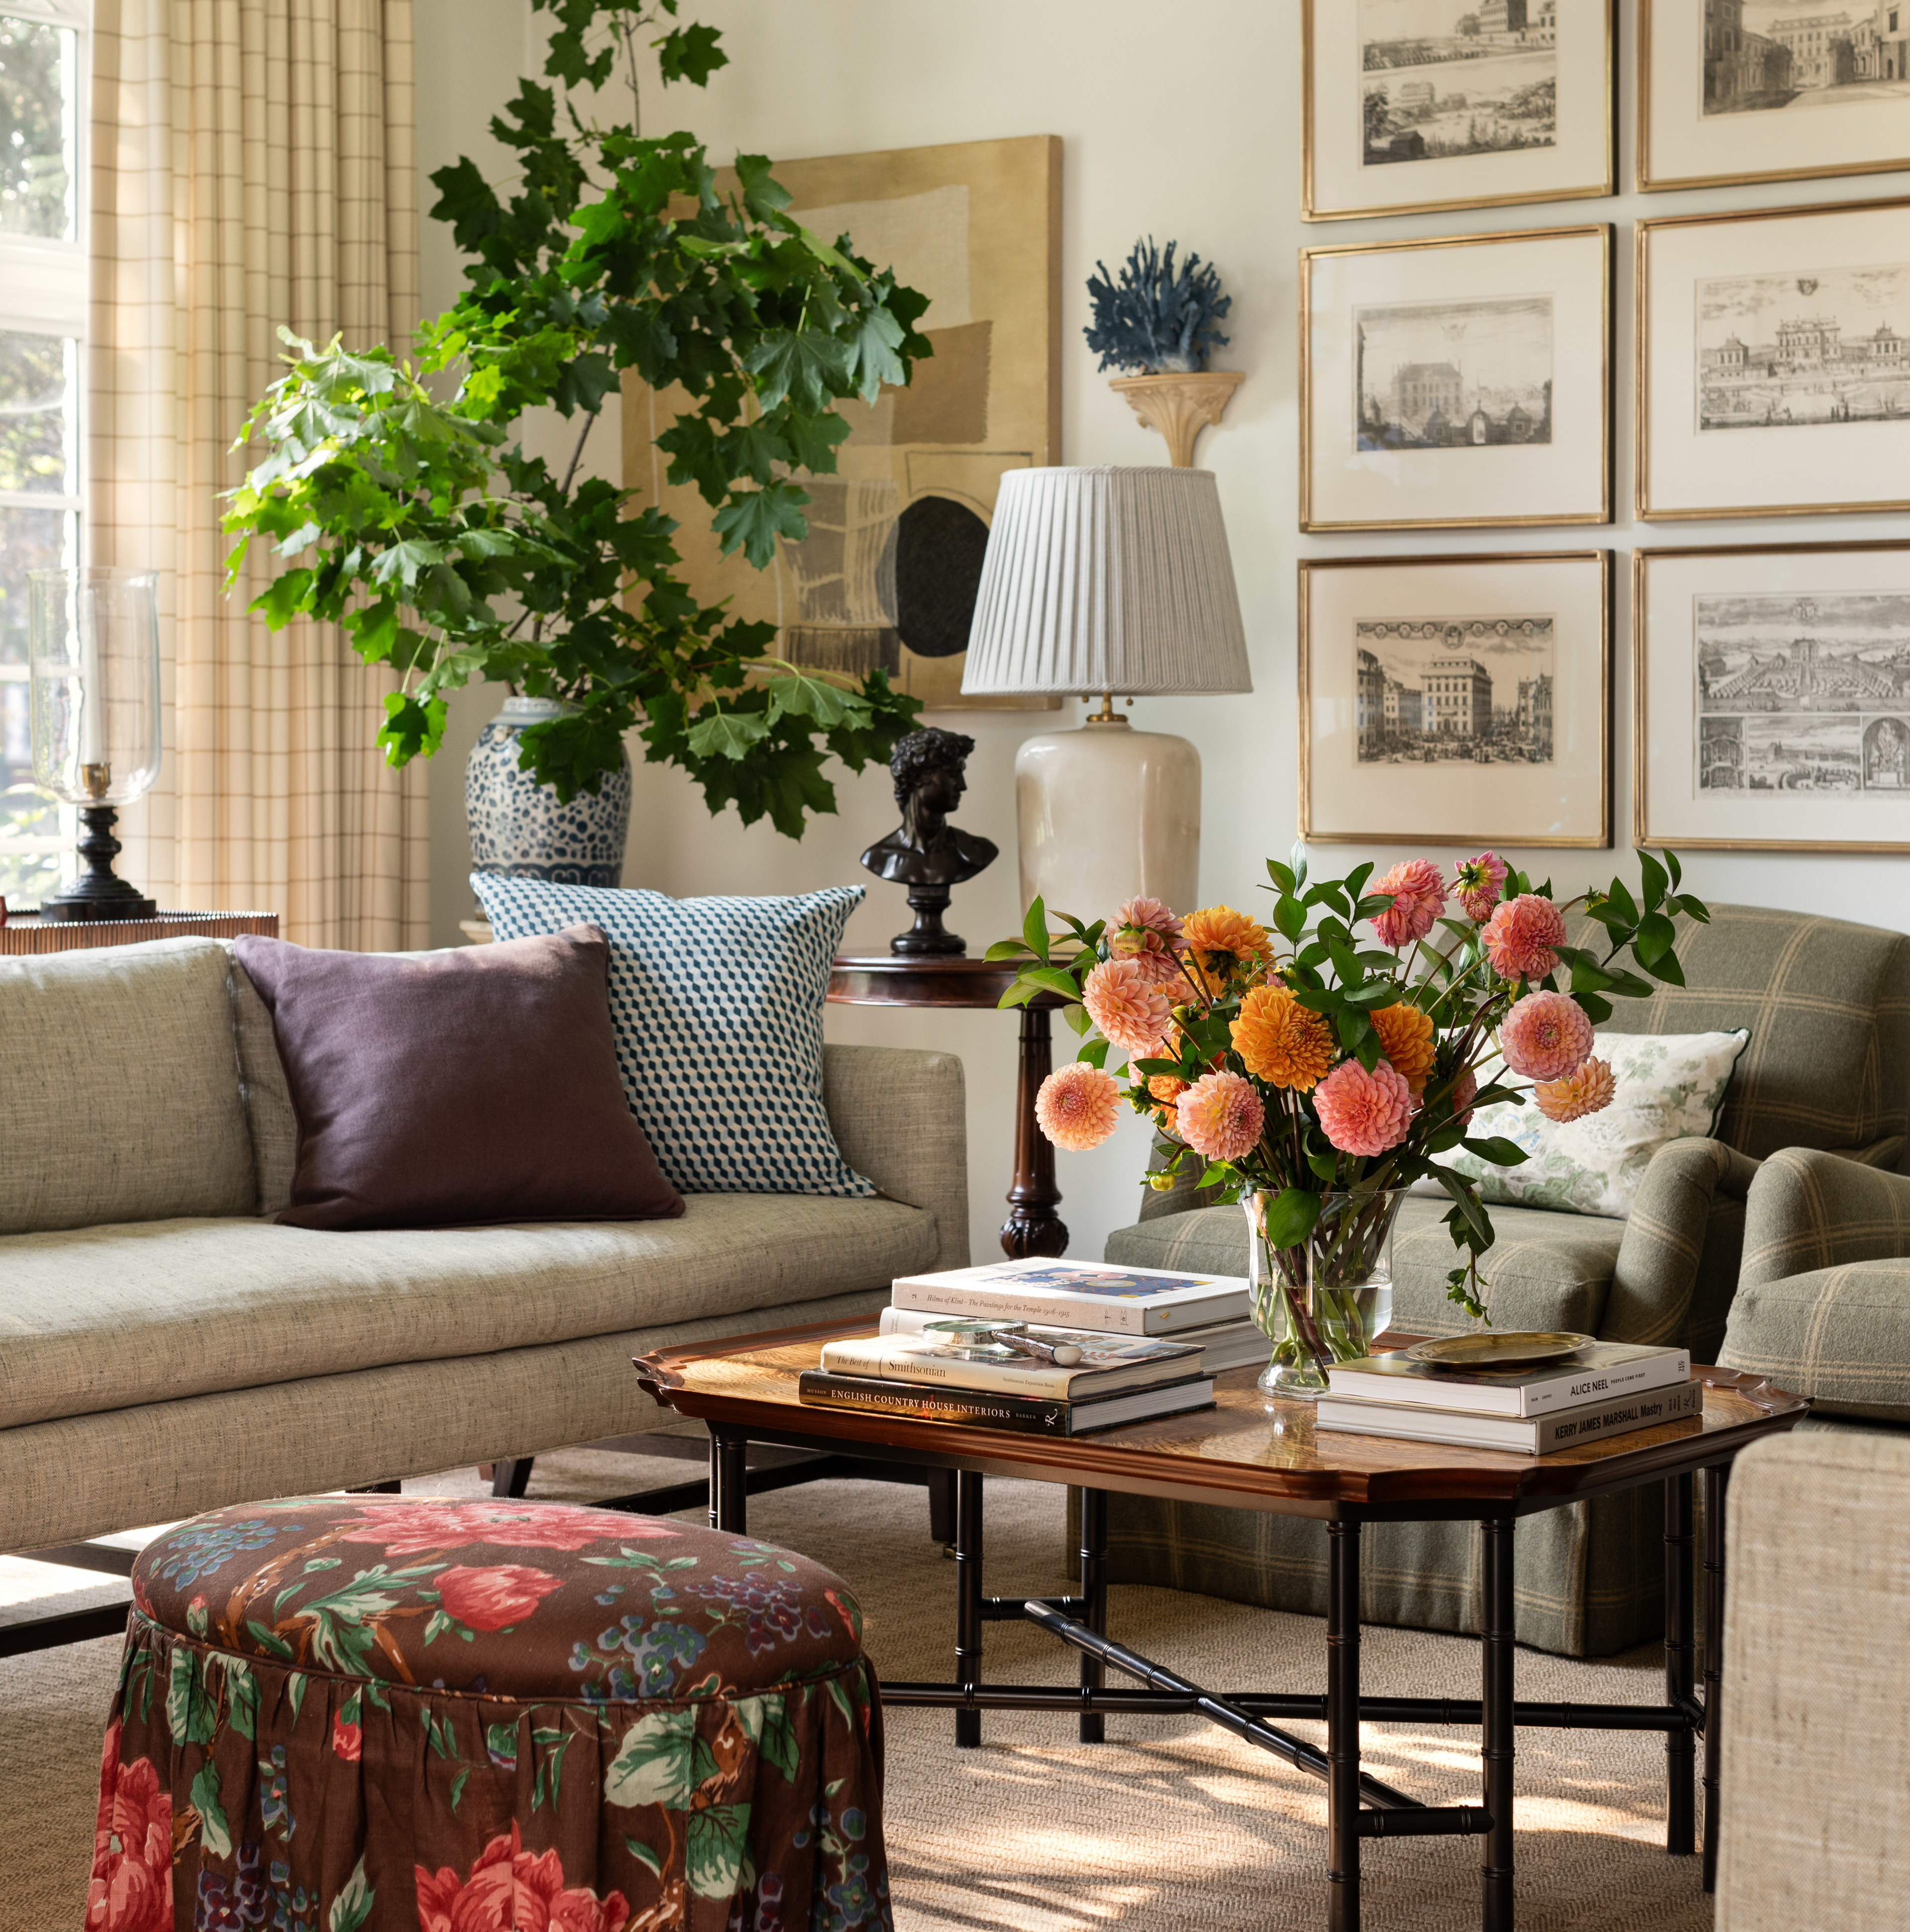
[1702,1,1910,118]
[1356,293,1554,450]
[1359,0,1559,166]
[1352,615,1557,766]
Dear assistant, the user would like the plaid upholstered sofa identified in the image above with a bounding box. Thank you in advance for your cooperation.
[1097,903,1910,1656]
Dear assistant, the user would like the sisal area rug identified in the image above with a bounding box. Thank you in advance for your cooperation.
[0,1447,1713,1931]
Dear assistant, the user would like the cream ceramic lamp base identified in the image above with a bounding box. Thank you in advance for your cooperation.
[1015,712,1200,920]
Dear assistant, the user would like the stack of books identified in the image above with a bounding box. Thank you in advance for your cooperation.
[797,1258,1262,1435]
[1315,1341,1700,1453]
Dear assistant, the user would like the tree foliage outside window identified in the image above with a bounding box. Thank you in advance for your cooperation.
[225,0,935,839]
[0,16,73,238]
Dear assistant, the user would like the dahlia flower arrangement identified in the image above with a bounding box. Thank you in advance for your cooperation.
[1000,847,1707,1352]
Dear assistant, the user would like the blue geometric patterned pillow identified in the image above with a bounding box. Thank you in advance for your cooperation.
[471,876,875,1198]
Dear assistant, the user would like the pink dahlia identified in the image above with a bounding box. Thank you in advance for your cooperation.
[1481,892,1567,982]
[1449,1064,1478,1131]
[1175,1070,1265,1163]
[1036,1063,1122,1152]
[1451,852,1509,923]
[1500,990,1595,1082]
[1313,1058,1416,1158]
[1369,859,1446,949]
[1534,1057,1617,1124]
[1108,895,1187,987]
[1081,957,1173,1057]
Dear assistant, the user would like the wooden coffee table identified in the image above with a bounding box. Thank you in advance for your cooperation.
[635,1319,1808,1932]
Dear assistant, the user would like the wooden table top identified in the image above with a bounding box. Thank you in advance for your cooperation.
[827,953,1065,1010]
[635,1319,1810,1524]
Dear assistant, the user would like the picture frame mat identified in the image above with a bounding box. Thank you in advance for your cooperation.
[1634,541,1910,852]
[1303,0,1614,221]
[1639,0,1910,192]
[1301,550,1611,848]
[1637,197,1910,522]
[1302,224,1611,532]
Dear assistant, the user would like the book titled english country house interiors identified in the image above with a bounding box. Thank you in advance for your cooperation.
[889,1259,1250,1335]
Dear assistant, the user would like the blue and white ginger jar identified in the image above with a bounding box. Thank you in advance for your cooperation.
[465,695,632,887]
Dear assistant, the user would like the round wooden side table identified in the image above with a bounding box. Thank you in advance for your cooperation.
[827,953,1068,1260]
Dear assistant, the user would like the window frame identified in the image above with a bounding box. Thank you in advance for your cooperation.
[0,0,92,895]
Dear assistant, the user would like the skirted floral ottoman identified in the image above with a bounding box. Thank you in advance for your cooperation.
[85,1496,889,1932]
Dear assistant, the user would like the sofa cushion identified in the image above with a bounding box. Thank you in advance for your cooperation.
[231,956,297,1216]
[0,937,255,1235]
[1721,1259,1910,1425]
[1107,1195,1616,1338]
[474,876,876,1199]
[0,1192,935,1431]
[235,925,683,1231]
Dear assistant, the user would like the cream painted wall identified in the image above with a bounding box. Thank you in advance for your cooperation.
[409,0,1910,1272]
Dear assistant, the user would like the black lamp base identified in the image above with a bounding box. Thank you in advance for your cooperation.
[39,805,159,923]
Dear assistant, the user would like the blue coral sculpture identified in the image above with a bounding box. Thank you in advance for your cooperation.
[1084,237,1232,376]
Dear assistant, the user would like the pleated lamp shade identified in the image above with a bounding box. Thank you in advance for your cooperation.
[960,466,1251,697]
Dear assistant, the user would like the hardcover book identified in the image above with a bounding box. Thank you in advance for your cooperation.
[818,1330,1202,1399]
[795,1370,1216,1435]
[1325,1343,1691,1420]
[1317,1378,1704,1454]
[875,1304,1273,1371]
[889,1258,1249,1335]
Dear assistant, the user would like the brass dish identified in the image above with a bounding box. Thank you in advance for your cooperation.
[1404,1331,1595,1370]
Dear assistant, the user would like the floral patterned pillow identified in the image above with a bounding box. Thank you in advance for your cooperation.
[1441,1029,1750,1220]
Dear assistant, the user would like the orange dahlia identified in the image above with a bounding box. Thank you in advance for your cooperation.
[1230,984,1334,1091]
[1533,1057,1616,1124]
[1369,1002,1437,1096]
[1147,1071,1189,1132]
[1181,905,1273,994]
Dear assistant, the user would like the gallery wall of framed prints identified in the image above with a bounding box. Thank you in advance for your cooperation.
[1301,224,1611,532]
[1634,542,1910,853]
[1300,551,1612,849]
[1302,0,1614,220]
[1298,0,1910,860]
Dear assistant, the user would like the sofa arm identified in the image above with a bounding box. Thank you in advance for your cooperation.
[1740,1146,1910,1290]
[1721,1262,1910,1423]
[823,1045,969,1270]
[1717,1431,1910,1928]
[1604,1138,1760,1349]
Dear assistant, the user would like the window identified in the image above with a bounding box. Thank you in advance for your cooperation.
[0,0,88,905]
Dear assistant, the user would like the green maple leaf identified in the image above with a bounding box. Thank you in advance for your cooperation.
[712,480,810,566]
[846,303,908,402]
[744,328,852,413]
[684,708,771,760]
[658,21,727,87]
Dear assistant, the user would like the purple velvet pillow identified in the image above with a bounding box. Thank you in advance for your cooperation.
[234,925,683,1231]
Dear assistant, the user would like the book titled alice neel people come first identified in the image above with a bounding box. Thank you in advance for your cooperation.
[1326,1342,1691,1420]
[889,1258,1249,1335]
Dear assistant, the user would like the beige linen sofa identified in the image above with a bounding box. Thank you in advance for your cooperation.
[0,936,967,1559]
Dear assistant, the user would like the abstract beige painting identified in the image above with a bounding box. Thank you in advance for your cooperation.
[622,134,1062,711]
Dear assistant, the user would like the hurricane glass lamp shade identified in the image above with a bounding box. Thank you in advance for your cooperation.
[27,568,162,922]
[29,568,162,805]
[960,466,1250,919]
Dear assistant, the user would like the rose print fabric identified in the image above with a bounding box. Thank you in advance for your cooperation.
[87,1497,889,1932]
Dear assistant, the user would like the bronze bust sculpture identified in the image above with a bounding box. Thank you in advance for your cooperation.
[860,727,998,955]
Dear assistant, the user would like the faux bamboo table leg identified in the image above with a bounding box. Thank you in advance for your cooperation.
[1702,1461,1730,1893]
[1078,1488,1108,1744]
[1665,1472,1697,1855]
[1482,1516,1516,1932]
[1327,1520,1362,1932]
[955,1470,985,1748]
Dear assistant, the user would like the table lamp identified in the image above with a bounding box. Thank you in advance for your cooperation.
[960,466,1250,919]
[28,567,162,921]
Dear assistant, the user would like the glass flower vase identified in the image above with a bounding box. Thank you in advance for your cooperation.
[1244,1187,1406,1400]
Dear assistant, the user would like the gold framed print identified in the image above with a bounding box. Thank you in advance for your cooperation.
[1302,0,1614,222]
[1301,224,1611,533]
[1299,550,1612,848]
[1637,197,1910,522]
[1640,0,1910,194]
[1634,540,1910,852]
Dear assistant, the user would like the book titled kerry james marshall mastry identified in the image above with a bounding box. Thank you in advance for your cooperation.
[889,1258,1251,1336]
